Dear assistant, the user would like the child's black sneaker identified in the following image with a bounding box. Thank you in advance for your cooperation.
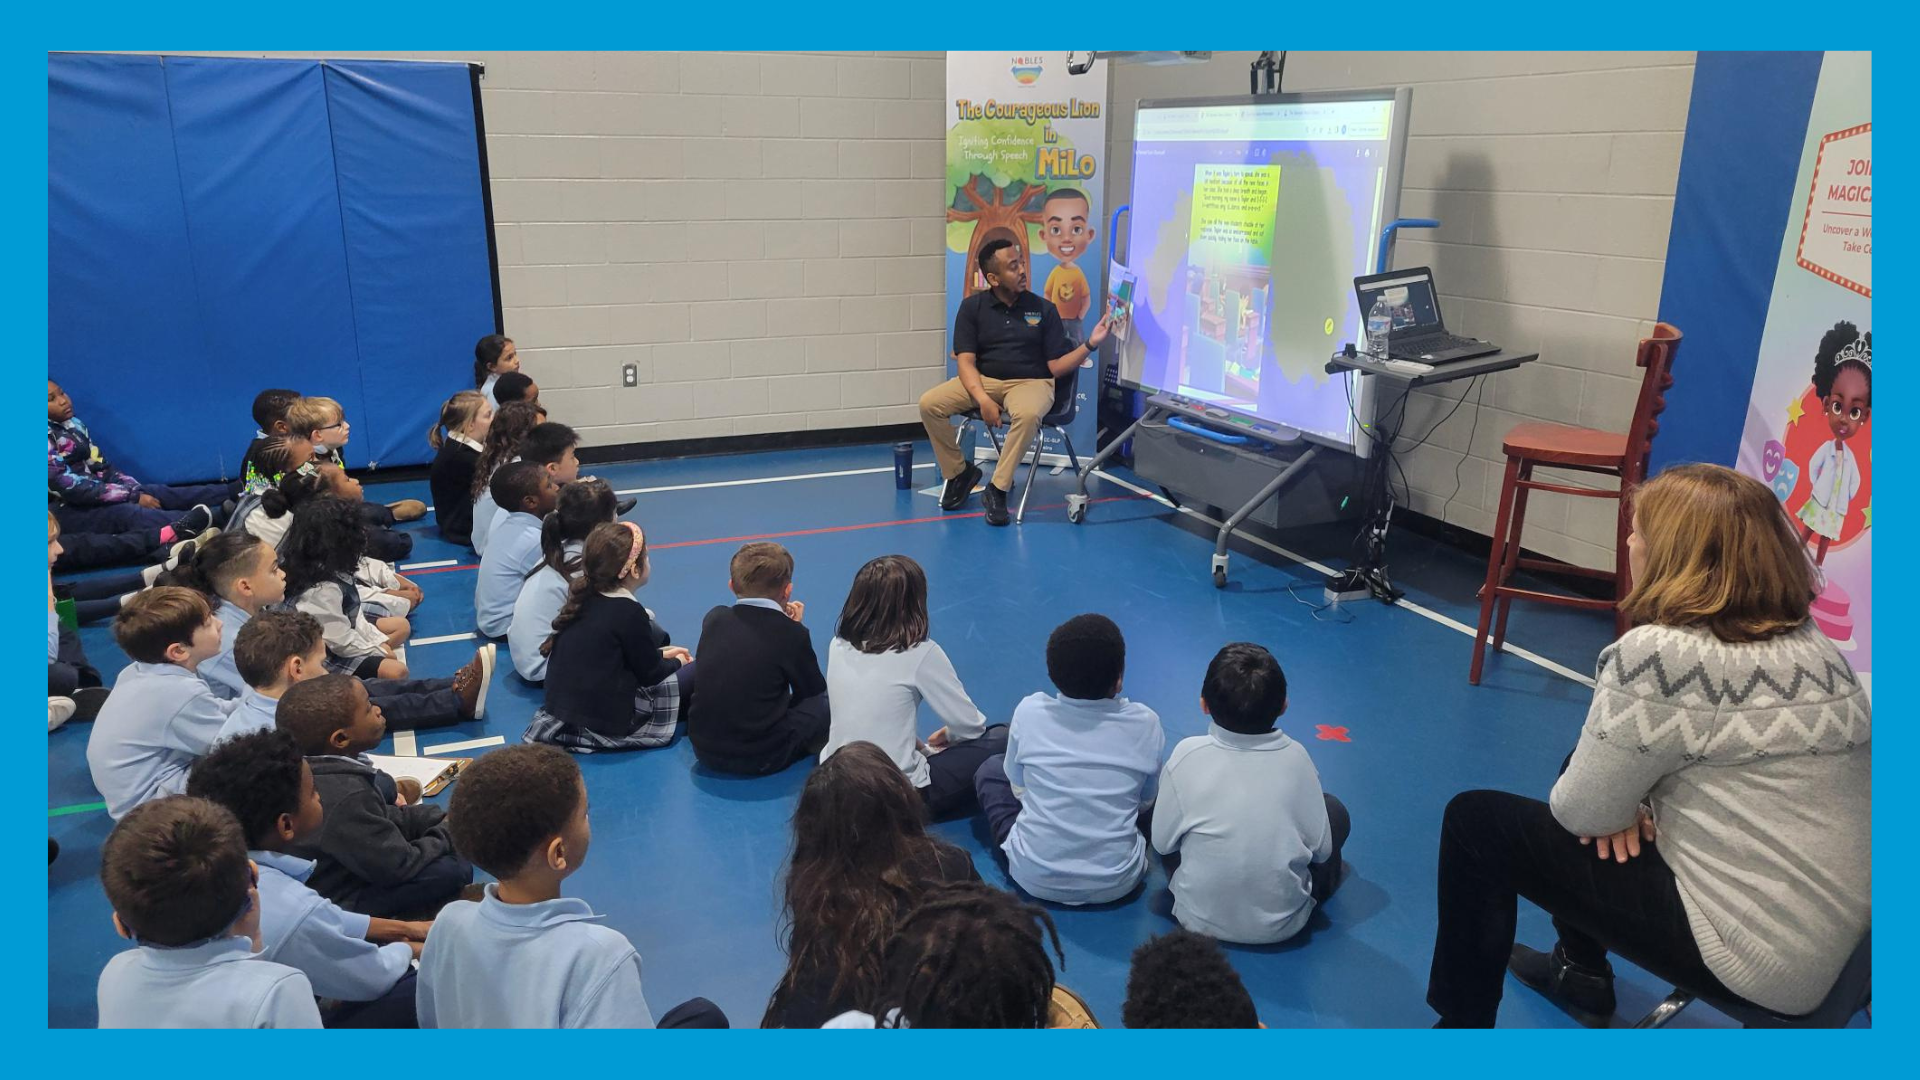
[171,504,214,539]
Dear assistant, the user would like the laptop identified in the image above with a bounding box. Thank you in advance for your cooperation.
[1353,267,1500,364]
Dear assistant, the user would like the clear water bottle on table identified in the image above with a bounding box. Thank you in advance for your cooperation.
[1366,292,1393,360]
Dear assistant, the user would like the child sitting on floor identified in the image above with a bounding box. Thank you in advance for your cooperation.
[85,587,231,820]
[468,400,541,556]
[277,675,474,918]
[823,881,1082,1029]
[473,333,519,407]
[49,379,221,542]
[508,477,616,682]
[427,391,491,546]
[285,395,425,529]
[1121,930,1261,1028]
[189,730,430,1028]
[1151,643,1350,944]
[475,460,559,638]
[310,463,424,619]
[169,530,287,701]
[96,796,322,1028]
[238,388,301,487]
[231,436,317,548]
[474,419,577,563]
[973,613,1166,905]
[820,554,1005,819]
[493,371,538,406]
[525,521,690,753]
[763,742,981,1029]
[281,500,412,680]
[218,609,491,743]
[419,743,727,1028]
[686,542,829,776]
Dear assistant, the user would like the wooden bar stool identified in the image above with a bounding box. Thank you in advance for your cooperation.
[1468,323,1682,685]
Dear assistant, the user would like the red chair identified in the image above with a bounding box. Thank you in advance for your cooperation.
[1468,323,1682,685]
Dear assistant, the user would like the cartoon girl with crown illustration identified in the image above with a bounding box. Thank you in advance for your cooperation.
[1797,321,1871,564]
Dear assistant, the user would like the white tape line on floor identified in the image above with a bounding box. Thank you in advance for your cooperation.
[411,632,480,647]
[391,729,417,756]
[1087,469,1595,689]
[421,735,508,756]
[399,559,460,571]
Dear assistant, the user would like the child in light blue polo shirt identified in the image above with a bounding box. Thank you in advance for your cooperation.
[96,795,322,1028]
[190,730,430,1027]
[418,745,727,1029]
[172,531,286,703]
[973,614,1165,905]
[1151,643,1350,945]
[86,587,234,820]
[474,461,558,638]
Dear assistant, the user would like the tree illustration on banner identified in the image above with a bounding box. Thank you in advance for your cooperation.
[946,119,1080,299]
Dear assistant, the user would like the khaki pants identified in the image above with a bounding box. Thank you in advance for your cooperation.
[917,376,1055,491]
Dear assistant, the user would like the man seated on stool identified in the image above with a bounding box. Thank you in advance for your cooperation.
[919,238,1113,526]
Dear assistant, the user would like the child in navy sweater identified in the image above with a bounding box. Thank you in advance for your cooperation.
[525,521,689,753]
[278,675,475,918]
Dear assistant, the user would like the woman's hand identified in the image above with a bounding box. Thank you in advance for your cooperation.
[1581,806,1657,863]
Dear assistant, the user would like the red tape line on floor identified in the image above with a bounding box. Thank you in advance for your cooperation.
[402,495,1148,575]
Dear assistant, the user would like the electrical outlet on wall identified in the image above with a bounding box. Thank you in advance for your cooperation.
[622,364,638,387]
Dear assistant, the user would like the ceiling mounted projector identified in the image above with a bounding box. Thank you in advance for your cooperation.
[1066,51,1213,75]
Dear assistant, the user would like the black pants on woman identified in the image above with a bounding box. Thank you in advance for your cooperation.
[1427,789,1737,1027]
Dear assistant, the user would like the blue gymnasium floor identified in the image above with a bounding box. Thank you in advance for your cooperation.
[47,439,1782,1029]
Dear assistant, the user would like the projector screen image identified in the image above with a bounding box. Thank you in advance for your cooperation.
[1116,92,1408,449]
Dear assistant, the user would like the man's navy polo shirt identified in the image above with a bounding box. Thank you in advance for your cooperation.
[952,289,1071,381]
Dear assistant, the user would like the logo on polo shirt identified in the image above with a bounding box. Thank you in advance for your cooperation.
[1024,311,1042,327]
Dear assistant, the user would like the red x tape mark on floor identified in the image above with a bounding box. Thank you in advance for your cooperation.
[1315,725,1351,742]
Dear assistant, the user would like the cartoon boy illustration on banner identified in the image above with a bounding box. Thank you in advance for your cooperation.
[1039,188,1095,333]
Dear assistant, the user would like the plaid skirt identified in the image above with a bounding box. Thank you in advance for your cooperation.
[523,670,685,754]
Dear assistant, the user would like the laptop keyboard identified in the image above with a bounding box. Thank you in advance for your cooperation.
[1397,332,1483,353]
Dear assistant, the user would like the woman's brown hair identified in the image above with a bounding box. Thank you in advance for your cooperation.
[1619,463,1816,643]
[835,554,929,654]
[764,741,952,1027]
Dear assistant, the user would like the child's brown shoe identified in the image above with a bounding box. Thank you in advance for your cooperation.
[387,499,428,522]
[452,644,497,720]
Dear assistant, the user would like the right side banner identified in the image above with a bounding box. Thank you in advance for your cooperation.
[1735,51,1871,690]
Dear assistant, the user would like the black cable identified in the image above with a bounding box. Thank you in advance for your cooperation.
[1440,377,1491,525]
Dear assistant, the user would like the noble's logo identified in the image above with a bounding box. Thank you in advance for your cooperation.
[1011,55,1044,84]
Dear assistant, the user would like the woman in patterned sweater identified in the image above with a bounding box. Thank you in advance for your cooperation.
[1429,464,1870,1027]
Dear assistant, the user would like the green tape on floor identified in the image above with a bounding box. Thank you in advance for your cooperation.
[48,801,106,818]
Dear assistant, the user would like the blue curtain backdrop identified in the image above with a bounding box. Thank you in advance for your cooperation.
[1650,51,1823,471]
[47,53,496,482]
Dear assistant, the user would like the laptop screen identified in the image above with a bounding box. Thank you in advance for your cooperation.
[1356,271,1442,335]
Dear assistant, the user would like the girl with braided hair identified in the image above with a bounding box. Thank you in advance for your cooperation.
[524,521,691,753]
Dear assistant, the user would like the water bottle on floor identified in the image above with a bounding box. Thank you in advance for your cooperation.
[1366,292,1393,360]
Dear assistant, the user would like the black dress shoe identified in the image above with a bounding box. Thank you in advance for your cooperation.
[70,686,112,723]
[616,496,637,515]
[1509,943,1617,1027]
[939,462,983,511]
[981,483,1010,526]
